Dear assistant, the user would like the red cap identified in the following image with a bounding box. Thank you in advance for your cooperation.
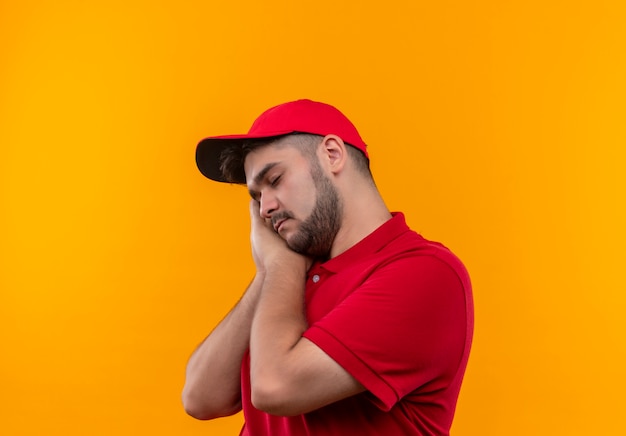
[195,99,368,183]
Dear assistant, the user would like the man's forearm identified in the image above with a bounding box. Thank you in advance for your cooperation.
[247,259,365,416]
[182,274,263,420]
[248,261,308,410]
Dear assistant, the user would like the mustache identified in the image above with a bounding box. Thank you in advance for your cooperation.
[271,211,294,227]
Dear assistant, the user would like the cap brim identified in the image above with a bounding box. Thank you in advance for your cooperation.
[196,137,244,183]
[196,131,295,183]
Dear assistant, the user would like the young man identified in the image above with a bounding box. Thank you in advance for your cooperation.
[183,99,473,435]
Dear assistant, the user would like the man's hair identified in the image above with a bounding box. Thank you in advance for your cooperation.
[219,133,372,184]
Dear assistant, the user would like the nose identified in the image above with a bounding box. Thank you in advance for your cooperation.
[259,192,278,219]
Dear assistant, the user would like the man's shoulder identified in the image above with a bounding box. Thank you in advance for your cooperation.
[383,224,448,256]
[381,227,470,282]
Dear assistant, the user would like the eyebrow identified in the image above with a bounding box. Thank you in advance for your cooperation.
[248,162,279,200]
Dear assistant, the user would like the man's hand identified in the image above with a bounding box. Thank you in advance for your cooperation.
[249,200,310,275]
[247,199,365,416]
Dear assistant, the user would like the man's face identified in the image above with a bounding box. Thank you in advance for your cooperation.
[244,141,342,258]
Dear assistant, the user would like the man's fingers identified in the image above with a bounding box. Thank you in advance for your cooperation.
[249,199,260,218]
[249,200,266,229]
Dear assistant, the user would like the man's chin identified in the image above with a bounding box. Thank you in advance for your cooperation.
[286,241,307,255]
[285,233,309,255]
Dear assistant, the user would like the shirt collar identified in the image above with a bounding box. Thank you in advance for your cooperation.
[317,212,411,274]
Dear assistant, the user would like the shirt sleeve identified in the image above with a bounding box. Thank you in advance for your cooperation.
[302,254,469,411]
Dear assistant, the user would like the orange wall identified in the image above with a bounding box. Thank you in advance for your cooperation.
[1,1,625,434]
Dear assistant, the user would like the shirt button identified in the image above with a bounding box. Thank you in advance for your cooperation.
[312,274,320,283]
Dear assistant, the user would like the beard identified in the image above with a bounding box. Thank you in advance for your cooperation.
[285,159,342,258]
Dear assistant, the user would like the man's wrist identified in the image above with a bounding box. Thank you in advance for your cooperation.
[265,255,308,276]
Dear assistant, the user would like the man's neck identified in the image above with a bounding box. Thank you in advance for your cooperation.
[329,192,392,259]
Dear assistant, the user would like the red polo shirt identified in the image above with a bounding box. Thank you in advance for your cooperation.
[240,213,473,435]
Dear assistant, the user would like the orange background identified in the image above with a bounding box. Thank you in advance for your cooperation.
[1,1,625,435]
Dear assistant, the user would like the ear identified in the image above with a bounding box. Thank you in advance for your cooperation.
[319,134,347,175]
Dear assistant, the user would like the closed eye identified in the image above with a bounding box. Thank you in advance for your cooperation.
[270,175,281,186]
